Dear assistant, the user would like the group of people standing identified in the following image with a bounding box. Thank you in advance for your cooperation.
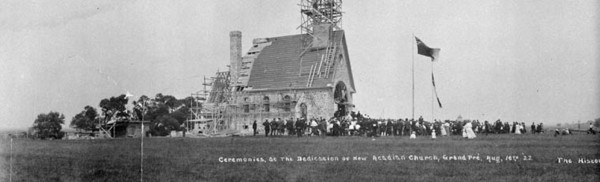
[248,114,595,139]
[247,115,546,140]
[253,118,328,137]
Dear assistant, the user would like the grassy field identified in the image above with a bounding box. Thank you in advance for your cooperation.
[1,133,599,182]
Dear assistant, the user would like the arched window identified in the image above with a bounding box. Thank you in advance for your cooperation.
[283,95,291,112]
[263,96,270,112]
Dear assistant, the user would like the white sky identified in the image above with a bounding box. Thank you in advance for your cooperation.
[1,0,598,130]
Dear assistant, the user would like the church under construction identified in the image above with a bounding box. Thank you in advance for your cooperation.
[188,0,356,135]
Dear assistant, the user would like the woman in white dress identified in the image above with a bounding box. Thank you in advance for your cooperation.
[464,121,476,139]
[440,123,447,136]
[515,123,522,134]
[443,122,450,136]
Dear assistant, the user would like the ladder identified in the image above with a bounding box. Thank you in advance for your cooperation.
[306,63,317,87]
[307,35,339,87]
[322,38,338,78]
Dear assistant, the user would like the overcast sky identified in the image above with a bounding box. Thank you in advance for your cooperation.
[1,0,598,130]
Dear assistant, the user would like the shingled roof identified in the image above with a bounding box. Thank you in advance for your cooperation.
[244,30,355,92]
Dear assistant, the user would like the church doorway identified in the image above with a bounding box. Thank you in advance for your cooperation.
[334,81,348,118]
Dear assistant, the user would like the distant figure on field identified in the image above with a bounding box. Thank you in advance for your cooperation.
[252,120,257,136]
[263,119,270,137]
[410,131,416,139]
[443,121,450,136]
[588,123,596,135]
[440,122,447,136]
[310,118,319,136]
[295,118,304,137]
[562,128,571,135]
[531,122,536,134]
[431,129,436,139]
[270,118,278,136]
[287,118,295,136]
[464,121,476,139]
[515,123,522,135]
[536,123,543,134]
[462,121,467,138]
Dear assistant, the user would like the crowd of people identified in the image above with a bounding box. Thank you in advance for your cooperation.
[249,112,554,139]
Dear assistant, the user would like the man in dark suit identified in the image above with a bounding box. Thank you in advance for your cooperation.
[252,120,257,136]
[270,118,277,136]
[263,119,270,137]
[296,118,304,137]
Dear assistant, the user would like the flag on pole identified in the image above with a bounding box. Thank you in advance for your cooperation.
[415,37,441,62]
[432,73,443,108]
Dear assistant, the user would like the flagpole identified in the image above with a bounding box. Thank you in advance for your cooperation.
[411,33,415,124]
[411,34,415,123]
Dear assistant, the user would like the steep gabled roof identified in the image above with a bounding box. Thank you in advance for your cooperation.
[245,30,355,91]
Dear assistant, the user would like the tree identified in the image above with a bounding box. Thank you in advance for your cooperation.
[162,95,179,108]
[99,94,129,122]
[149,115,180,136]
[154,93,164,102]
[153,93,183,110]
[145,103,170,121]
[137,95,150,104]
[181,96,196,108]
[594,118,600,128]
[139,93,193,135]
[33,111,65,139]
[70,106,99,131]
[170,109,189,124]
[132,95,151,120]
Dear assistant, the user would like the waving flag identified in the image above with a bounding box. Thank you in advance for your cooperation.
[415,37,441,62]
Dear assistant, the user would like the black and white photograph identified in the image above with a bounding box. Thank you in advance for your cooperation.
[0,0,599,181]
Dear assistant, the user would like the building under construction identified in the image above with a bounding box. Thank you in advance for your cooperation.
[188,0,356,135]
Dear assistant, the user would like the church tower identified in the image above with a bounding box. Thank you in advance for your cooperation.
[299,0,343,49]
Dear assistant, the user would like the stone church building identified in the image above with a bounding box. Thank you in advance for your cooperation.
[214,27,355,132]
[201,1,355,133]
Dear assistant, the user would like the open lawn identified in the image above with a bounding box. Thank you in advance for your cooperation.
[1,133,599,181]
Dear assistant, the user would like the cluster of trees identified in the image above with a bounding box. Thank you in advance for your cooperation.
[132,93,194,136]
[70,106,99,131]
[32,111,66,139]
[33,93,197,139]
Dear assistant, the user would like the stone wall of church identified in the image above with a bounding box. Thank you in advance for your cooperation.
[225,88,335,133]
